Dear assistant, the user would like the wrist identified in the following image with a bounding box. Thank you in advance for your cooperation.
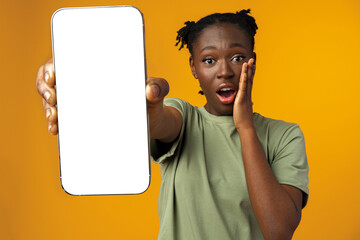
[236,123,256,135]
[149,103,165,137]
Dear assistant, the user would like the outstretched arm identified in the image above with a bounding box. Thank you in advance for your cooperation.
[146,77,182,143]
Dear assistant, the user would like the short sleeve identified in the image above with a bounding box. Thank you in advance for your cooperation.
[271,124,309,208]
[150,98,189,164]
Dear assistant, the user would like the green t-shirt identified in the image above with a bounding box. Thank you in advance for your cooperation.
[150,98,309,240]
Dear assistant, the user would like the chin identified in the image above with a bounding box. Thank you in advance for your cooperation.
[205,98,234,116]
[221,105,234,115]
[215,103,234,116]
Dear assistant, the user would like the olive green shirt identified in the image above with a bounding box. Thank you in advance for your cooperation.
[150,98,309,240]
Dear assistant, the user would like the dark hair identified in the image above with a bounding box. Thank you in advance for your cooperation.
[175,9,258,55]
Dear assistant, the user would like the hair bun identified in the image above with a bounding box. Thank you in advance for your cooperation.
[185,21,196,30]
[236,9,251,15]
[175,21,196,50]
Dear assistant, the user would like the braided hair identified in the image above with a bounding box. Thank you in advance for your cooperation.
[175,9,258,55]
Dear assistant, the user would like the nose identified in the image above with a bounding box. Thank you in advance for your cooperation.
[216,59,234,79]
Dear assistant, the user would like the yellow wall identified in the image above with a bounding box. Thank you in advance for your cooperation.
[1,0,359,239]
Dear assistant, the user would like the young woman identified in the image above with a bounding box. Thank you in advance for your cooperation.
[36,9,309,240]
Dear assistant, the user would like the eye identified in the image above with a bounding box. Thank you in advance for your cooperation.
[202,58,215,64]
[232,55,245,62]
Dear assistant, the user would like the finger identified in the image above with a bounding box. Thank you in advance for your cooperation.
[247,58,255,84]
[48,123,58,135]
[43,99,58,135]
[247,58,255,100]
[36,64,57,106]
[43,58,55,88]
[36,65,52,103]
[146,77,169,103]
[239,62,248,98]
[44,101,58,125]
[36,64,45,95]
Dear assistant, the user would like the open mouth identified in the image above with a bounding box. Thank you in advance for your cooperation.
[216,88,237,104]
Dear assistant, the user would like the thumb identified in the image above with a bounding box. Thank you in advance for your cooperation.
[146,77,169,104]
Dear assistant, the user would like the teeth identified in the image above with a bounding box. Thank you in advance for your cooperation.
[220,88,232,91]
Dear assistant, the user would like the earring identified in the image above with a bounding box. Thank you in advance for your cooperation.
[193,73,198,79]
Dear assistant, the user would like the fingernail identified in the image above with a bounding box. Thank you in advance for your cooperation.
[45,72,49,83]
[44,91,51,101]
[46,108,51,119]
[152,85,160,98]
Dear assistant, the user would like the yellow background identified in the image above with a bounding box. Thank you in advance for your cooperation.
[1,0,359,239]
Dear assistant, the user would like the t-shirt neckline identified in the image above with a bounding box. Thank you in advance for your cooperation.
[198,106,258,124]
[198,106,235,124]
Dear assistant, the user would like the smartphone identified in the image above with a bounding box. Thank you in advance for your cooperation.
[51,6,150,195]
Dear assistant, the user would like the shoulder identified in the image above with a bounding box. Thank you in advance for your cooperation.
[254,113,306,161]
[254,112,303,140]
[163,97,189,106]
[163,98,194,116]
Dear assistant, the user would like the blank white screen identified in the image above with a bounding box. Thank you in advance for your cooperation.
[51,6,150,195]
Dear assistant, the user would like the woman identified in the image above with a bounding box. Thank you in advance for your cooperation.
[36,9,309,240]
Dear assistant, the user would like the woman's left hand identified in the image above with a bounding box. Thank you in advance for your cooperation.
[233,58,256,131]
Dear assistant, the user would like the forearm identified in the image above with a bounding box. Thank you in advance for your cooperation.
[237,127,301,240]
[149,105,182,143]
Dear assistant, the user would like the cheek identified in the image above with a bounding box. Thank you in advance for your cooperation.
[197,71,216,90]
[196,66,217,81]
[234,65,244,80]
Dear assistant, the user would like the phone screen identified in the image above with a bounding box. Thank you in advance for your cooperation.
[51,6,150,195]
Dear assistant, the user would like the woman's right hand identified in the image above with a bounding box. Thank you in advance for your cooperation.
[146,77,182,142]
[36,58,58,135]
[146,77,169,110]
[36,60,180,140]
[145,77,170,136]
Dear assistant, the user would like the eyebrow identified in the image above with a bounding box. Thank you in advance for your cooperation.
[200,43,246,53]
[200,46,216,52]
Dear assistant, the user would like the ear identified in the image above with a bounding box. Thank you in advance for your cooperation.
[189,56,197,79]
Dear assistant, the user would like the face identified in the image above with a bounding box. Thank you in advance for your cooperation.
[190,23,256,116]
